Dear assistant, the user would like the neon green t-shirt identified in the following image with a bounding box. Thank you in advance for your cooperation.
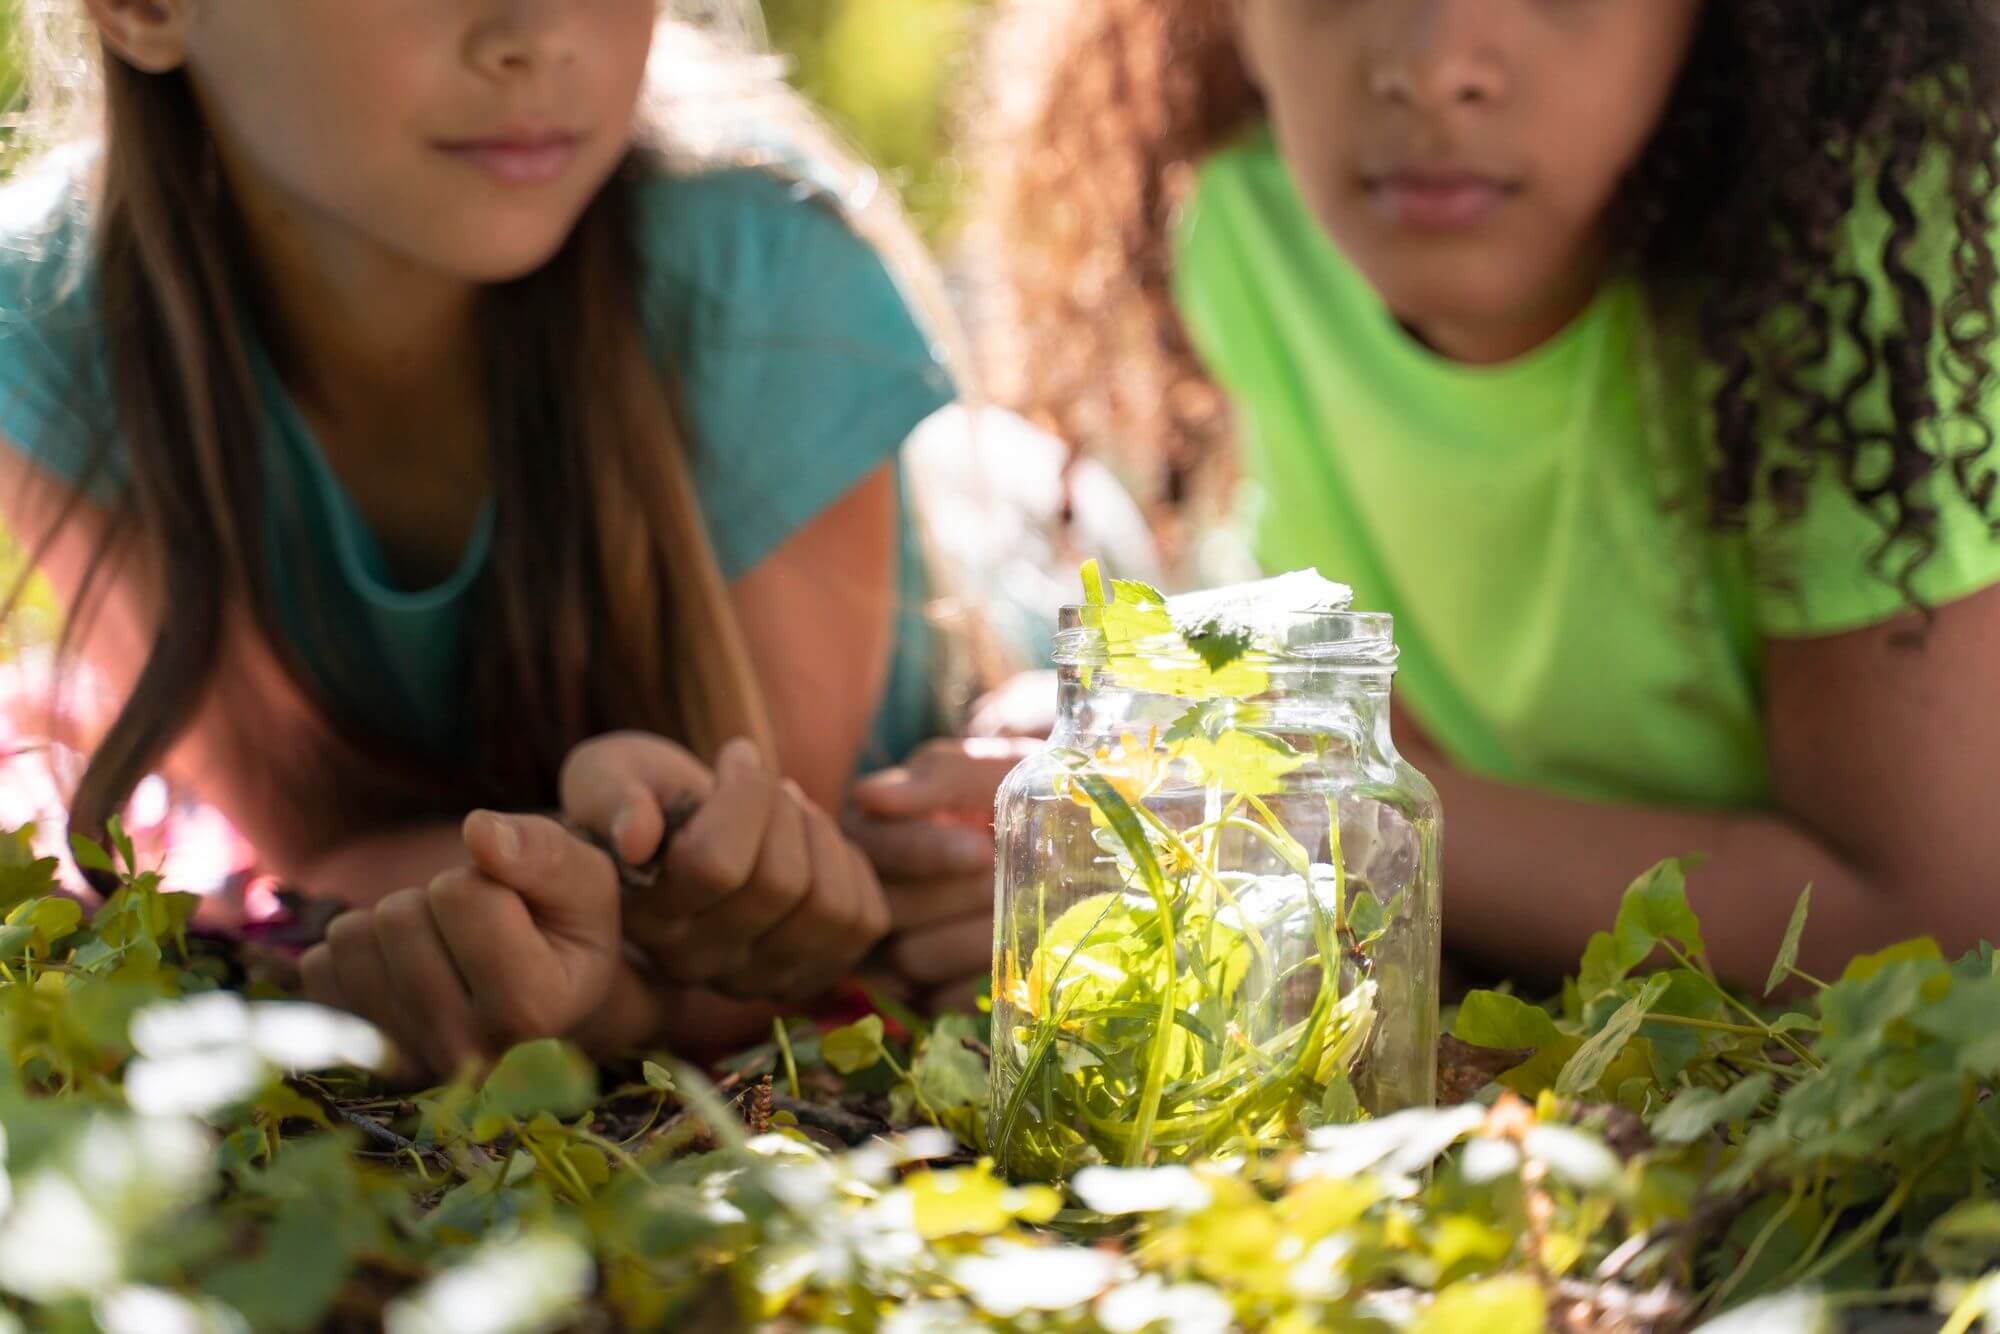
[1174,128,2000,809]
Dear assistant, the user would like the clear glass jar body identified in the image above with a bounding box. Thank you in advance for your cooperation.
[987,609,1441,1181]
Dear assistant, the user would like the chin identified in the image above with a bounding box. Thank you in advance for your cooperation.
[1355,256,1555,343]
[450,234,583,285]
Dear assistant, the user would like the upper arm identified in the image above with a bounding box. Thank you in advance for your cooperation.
[0,441,153,698]
[731,462,900,813]
[637,170,955,807]
[1764,583,2000,941]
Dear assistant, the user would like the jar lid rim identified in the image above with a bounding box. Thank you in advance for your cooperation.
[1052,606,1399,670]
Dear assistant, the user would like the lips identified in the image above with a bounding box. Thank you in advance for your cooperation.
[435,129,586,186]
[1361,168,1521,231]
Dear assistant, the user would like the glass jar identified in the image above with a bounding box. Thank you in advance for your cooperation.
[987,574,1441,1181]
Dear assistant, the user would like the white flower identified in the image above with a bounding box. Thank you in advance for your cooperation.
[131,992,251,1058]
[1096,1275,1234,1334]
[1073,1165,1212,1215]
[1697,1289,1832,1334]
[953,1242,1125,1317]
[248,1003,388,1073]
[1459,1137,1523,1185]
[1522,1125,1622,1191]
[385,1232,594,1334]
[1296,1106,1484,1181]
[125,1047,267,1119]
[95,1285,248,1334]
[0,1172,115,1300]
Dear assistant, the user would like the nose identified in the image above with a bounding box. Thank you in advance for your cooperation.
[1368,0,1508,111]
[466,0,577,79]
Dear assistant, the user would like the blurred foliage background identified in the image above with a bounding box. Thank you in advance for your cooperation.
[763,0,989,237]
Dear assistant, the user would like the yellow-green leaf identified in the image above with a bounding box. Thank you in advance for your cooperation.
[822,1014,886,1075]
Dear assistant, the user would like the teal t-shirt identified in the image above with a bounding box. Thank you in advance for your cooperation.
[0,161,954,770]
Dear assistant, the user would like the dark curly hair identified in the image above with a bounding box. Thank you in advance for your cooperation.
[974,0,2000,595]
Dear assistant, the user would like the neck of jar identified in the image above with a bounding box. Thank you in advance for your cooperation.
[1052,666,1400,757]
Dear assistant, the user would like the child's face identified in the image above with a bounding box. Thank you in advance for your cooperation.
[168,0,658,285]
[1235,0,1705,361]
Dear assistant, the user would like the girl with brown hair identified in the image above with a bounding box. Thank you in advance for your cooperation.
[0,0,960,1075]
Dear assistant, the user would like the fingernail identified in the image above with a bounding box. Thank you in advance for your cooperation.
[479,812,521,862]
[724,737,761,769]
[611,807,634,848]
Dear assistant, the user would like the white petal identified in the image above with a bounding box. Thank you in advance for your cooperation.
[1522,1125,1622,1191]
[1073,1165,1212,1215]
[0,1173,117,1300]
[954,1243,1124,1317]
[125,1049,267,1119]
[130,993,250,1058]
[384,1232,593,1334]
[249,1002,389,1073]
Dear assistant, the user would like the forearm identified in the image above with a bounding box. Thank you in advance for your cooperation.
[1429,763,1910,987]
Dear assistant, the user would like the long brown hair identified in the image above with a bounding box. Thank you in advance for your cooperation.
[3,5,928,857]
[976,0,2000,595]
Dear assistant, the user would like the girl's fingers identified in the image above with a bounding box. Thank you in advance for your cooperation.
[843,811,993,881]
[659,738,778,916]
[851,737,1033,820]
[674,784,812,980]
[559,731,715,867]
[300,942,344,1012]
[738,804,886,1002]
[881,872,996,931]
[428,870,578,1045]
[373,887,484,1080]
[462,811,621,957]
[320,908,415,1071]
[882,915,993,989]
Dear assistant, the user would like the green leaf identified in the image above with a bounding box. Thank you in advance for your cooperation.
[203,1210,352,1332]
[1109,577,1168,608]
[1652,1072,1774,1144]
[822,1014,887,1076]
[1184,623,1253,674]
[0,828,59,914]
[1080,558,1108,607]
[642,1061,676,1093]
[106,814,136,876]
[1416,1275,1547,1334]
[1840,936,1944,983]
[1556,975,1668,1096]
[910,1014,989,1112]
[1172,728,1305,797]
[69,833,114,875]
[1765,886,1813,996]
[1452,991,1562,1050]
[475,1039,598,1126]
[1577,860,1706,998]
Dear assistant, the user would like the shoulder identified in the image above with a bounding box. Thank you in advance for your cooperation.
[631,162,898,320]
[0,148,100,342]
[0,148,119,490]
[1178,124,1302,267]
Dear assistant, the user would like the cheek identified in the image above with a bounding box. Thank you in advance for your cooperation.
[194,36,435,209]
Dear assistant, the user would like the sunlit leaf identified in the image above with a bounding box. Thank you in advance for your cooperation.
[1766,886,1813,996]
[1557,975,1668,1096]
[1415,1275,1546,1334]
[822,1015,887,1076]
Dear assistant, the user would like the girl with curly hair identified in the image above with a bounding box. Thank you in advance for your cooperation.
[961,0,2000,984]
